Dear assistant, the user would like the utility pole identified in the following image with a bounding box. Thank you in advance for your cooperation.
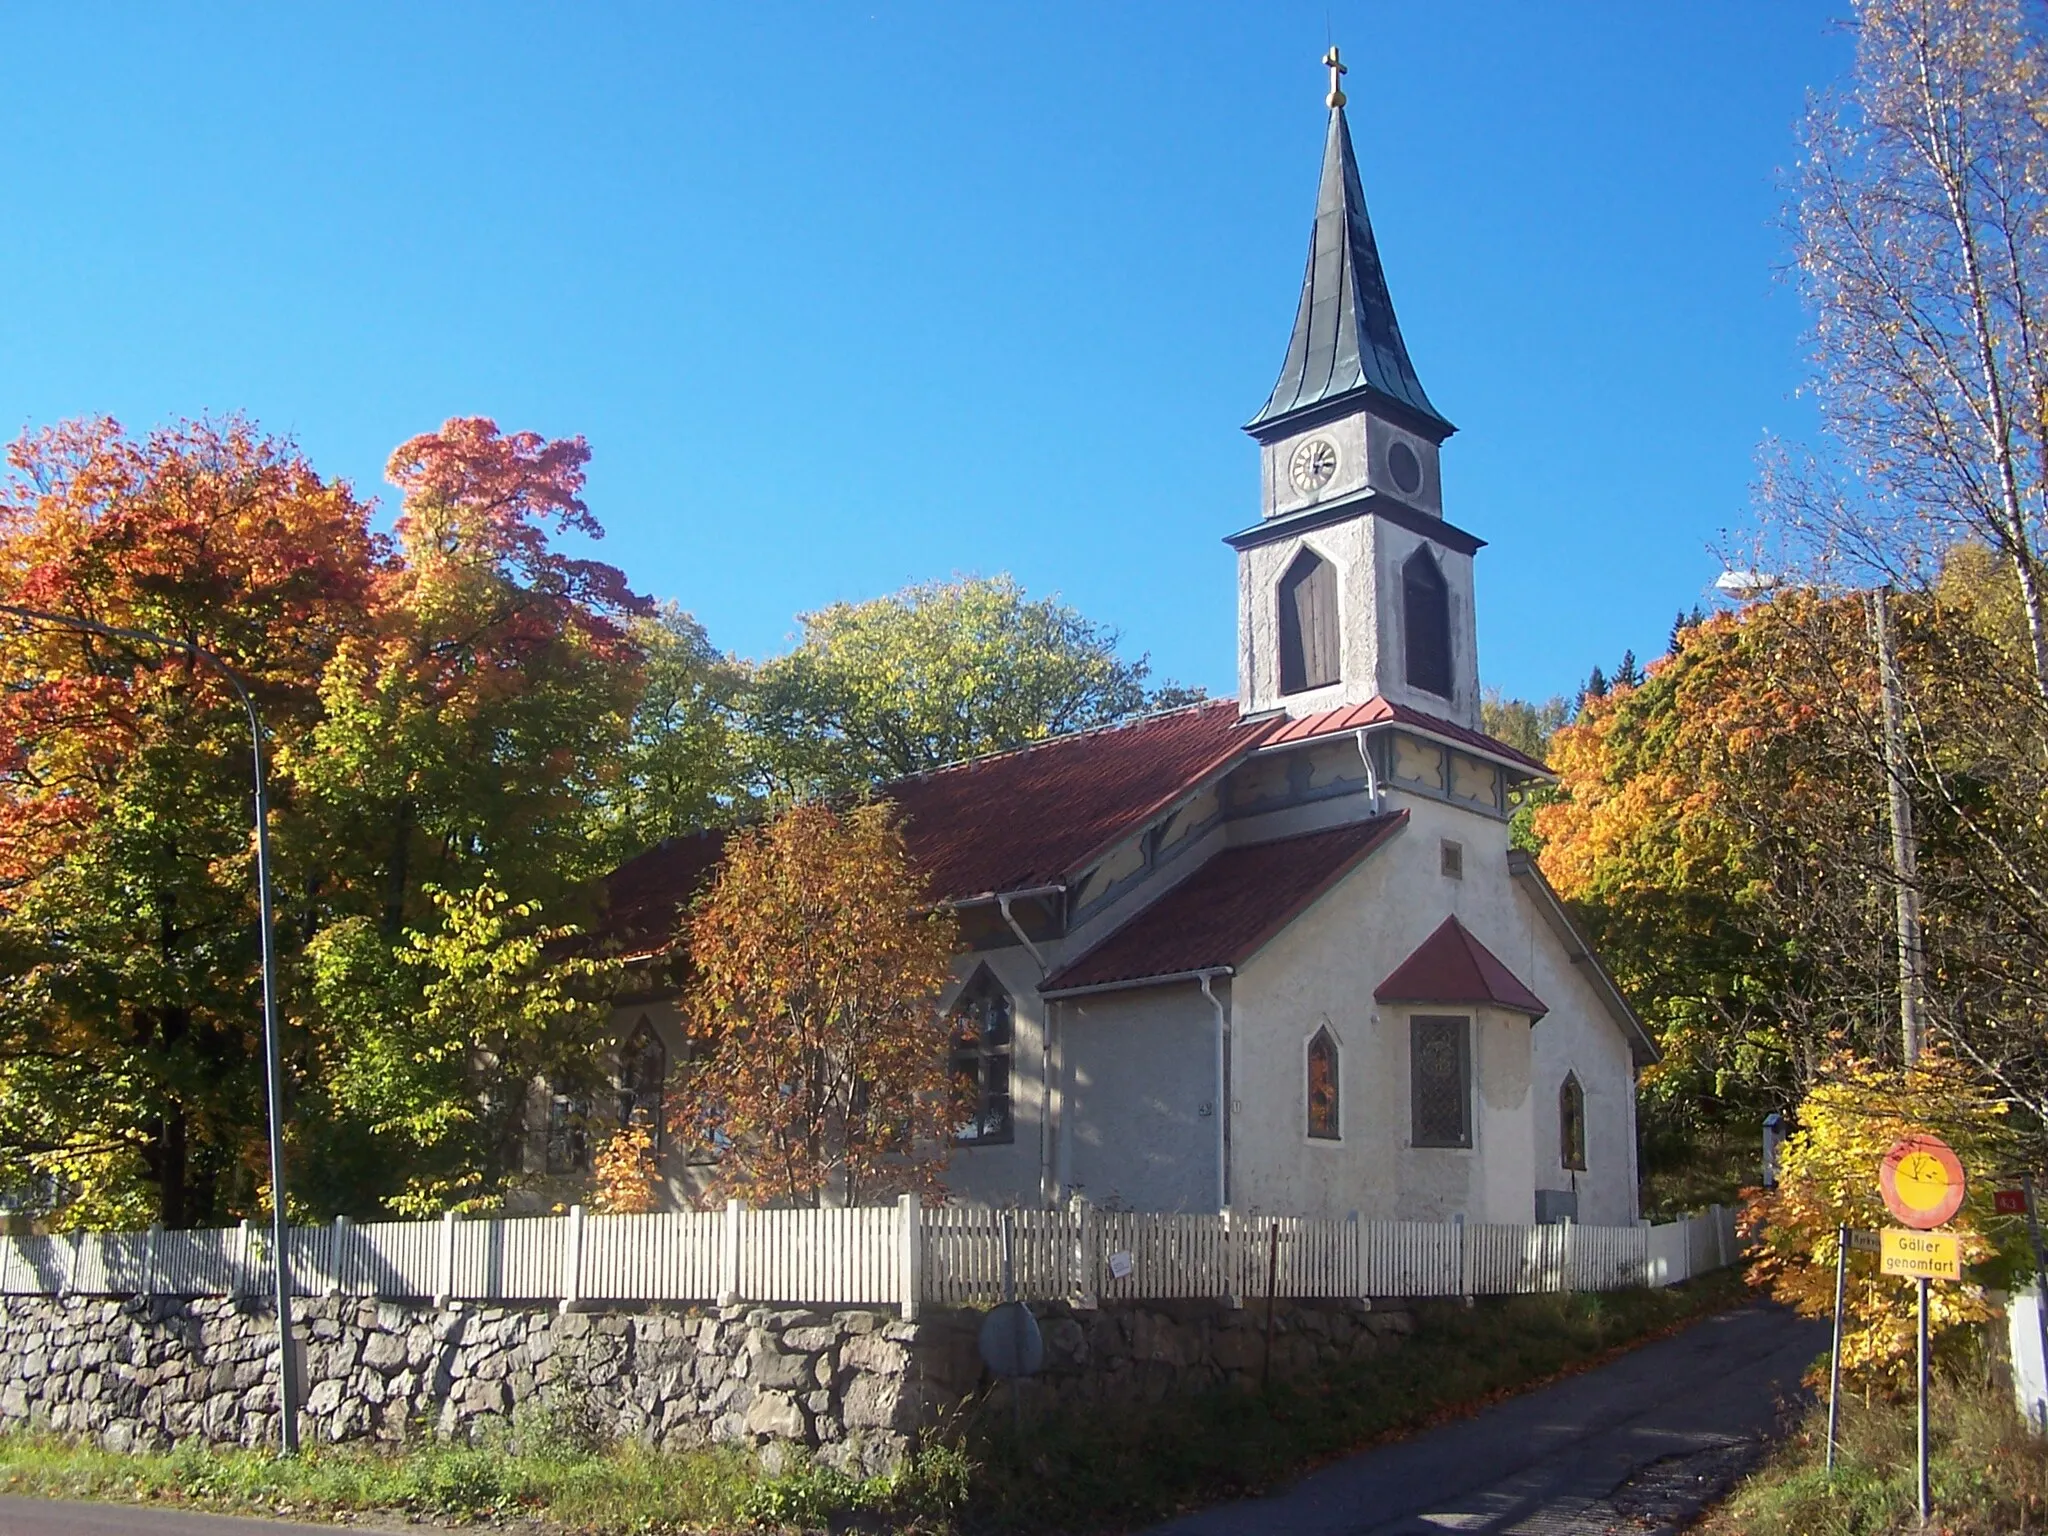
[1869,587,1924,1067]
[0,603,300,1452]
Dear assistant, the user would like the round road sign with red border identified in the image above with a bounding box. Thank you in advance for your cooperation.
[1880,1134,1967,1230]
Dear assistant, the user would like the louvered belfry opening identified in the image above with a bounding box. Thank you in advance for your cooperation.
[1402,548,1452,697]
[1278,547,1340,695]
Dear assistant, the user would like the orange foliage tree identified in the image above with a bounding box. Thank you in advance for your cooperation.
[0,415,645,1225]
[672,800,961,1207]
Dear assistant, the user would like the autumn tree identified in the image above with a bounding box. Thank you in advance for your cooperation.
[0,417,382,1226]
[743,575,1194,795]
[671,800,961,1206]
[0,415,649,1226]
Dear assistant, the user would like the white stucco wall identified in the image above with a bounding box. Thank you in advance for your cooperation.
[1236,513,1480,729]
[935,944,1055,1208]
[1214,790,1638,1224]
[1055,981,1222,1214]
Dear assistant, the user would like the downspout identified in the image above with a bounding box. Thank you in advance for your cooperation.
[998,891,1056,1204]
[1354,728,1383,812]
[1198,971,1231,1211]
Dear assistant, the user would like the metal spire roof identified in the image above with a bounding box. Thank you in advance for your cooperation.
[1247,96,1455,443]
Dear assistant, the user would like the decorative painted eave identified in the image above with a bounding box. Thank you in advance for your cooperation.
[1246,103,1455,445]
[1375,915,1548,1018]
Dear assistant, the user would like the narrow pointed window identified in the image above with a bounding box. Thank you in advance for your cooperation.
[1306,1026,1340,1140]
[949,972,1014,1145]
[1278,548,1340,694]
[617,1017,668,1151]
[1403,549,1452,698]
[1560,1073,1587,1171]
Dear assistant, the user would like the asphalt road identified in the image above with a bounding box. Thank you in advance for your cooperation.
[1144,1301,1829,1536]
[0,1503,382,1536]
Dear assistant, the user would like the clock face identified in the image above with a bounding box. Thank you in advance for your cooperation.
[1290,437,1339,495]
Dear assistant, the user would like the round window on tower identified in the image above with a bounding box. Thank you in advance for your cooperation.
[1387,440,1424,496]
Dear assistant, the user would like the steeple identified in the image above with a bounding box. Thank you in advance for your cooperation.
[1247,60,1454,444]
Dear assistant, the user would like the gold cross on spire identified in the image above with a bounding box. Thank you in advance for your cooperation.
[1323,45,1348,109]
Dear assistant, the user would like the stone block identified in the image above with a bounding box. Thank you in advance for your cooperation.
[841,1373,916,1432]
[361,1331,407,1372]
[840,1334,910,1376]
[742,1389,806,1440]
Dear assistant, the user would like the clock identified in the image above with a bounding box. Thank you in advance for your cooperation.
[1289,436,1339,495]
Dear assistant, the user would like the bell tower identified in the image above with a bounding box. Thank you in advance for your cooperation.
[1230,49,1484,730]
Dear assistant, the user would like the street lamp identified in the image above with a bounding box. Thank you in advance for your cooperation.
[1712,571,1925,1067]
[0,603,300,1453]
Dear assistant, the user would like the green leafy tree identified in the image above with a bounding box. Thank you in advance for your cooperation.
[603,601,753,855]
[742,575,1194,795]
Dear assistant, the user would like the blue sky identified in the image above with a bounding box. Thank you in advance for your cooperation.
[0,3,1845,704]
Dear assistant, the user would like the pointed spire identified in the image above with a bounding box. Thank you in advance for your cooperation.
[1247,69,1454,443]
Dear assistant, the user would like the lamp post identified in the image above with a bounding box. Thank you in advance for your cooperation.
[1714,571,1924,1067]
[0,602,300,1453]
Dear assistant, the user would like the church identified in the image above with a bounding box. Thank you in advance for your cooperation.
[597,54,1655,1228]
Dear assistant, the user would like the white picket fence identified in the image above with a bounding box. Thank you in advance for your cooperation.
[0,1201,1740,1318]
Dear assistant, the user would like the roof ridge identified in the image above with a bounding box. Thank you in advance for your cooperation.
[882,697,1244,787]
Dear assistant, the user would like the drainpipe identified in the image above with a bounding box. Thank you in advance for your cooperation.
[1198,971,1231,1211]
[1354,728,1383,812]
[997,891,1056,1204]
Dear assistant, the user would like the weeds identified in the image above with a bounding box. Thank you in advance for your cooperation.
[1699,1343,2048,1535]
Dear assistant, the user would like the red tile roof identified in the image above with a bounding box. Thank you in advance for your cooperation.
[601,828,730,959]
[598,693,1540,957]
[1260,697,1550,775]
[1042,813,1408,994]
[597,701,1266,949]
[1374,915,1548,1017]
[884,699,1263,899]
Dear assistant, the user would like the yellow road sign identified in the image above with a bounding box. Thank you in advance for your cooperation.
[1881,1227,1961,1281]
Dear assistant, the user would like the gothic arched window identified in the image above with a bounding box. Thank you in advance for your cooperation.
[1278,547,1340,695]
[617,1017,668,1150]
[1306,1026,1340,1140]
[1403,549,1452,698]
[1560,1072,1587,1171]
[949,972,1014,1145]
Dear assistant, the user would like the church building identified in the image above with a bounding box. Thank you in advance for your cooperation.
[599,55,1654,1227]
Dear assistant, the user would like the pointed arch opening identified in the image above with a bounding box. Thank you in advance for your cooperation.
[1278,547,1340,695]
[1403,548,1452,698]
[1560,1072,1587,1171]
[949,969,1015,1145]
[1306,1025,1340,1140]
[618,1016,669,1150]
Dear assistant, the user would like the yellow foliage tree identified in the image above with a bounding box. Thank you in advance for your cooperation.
[1744,1052,2021,1383]
[591,1123,661,1214]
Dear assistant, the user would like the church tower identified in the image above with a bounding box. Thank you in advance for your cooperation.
[1232,50,1483,731]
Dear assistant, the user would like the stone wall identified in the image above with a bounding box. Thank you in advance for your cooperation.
[0,1291,1412,1472]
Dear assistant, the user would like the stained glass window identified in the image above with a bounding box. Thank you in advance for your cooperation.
[950,972,1014,1145]
[1307,1027,1340,1140]
[546,1092,591,1174]
[1560,1072,1587,1171]
[616,1017,668,1150]
[1410,1015,1471,1148]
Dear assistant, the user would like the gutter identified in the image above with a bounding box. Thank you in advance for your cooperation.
[1040,964,1236,1001]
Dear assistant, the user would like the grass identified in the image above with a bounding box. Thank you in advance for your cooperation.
[0,1272,1746,1535]
[1697,1343,2048,1536]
